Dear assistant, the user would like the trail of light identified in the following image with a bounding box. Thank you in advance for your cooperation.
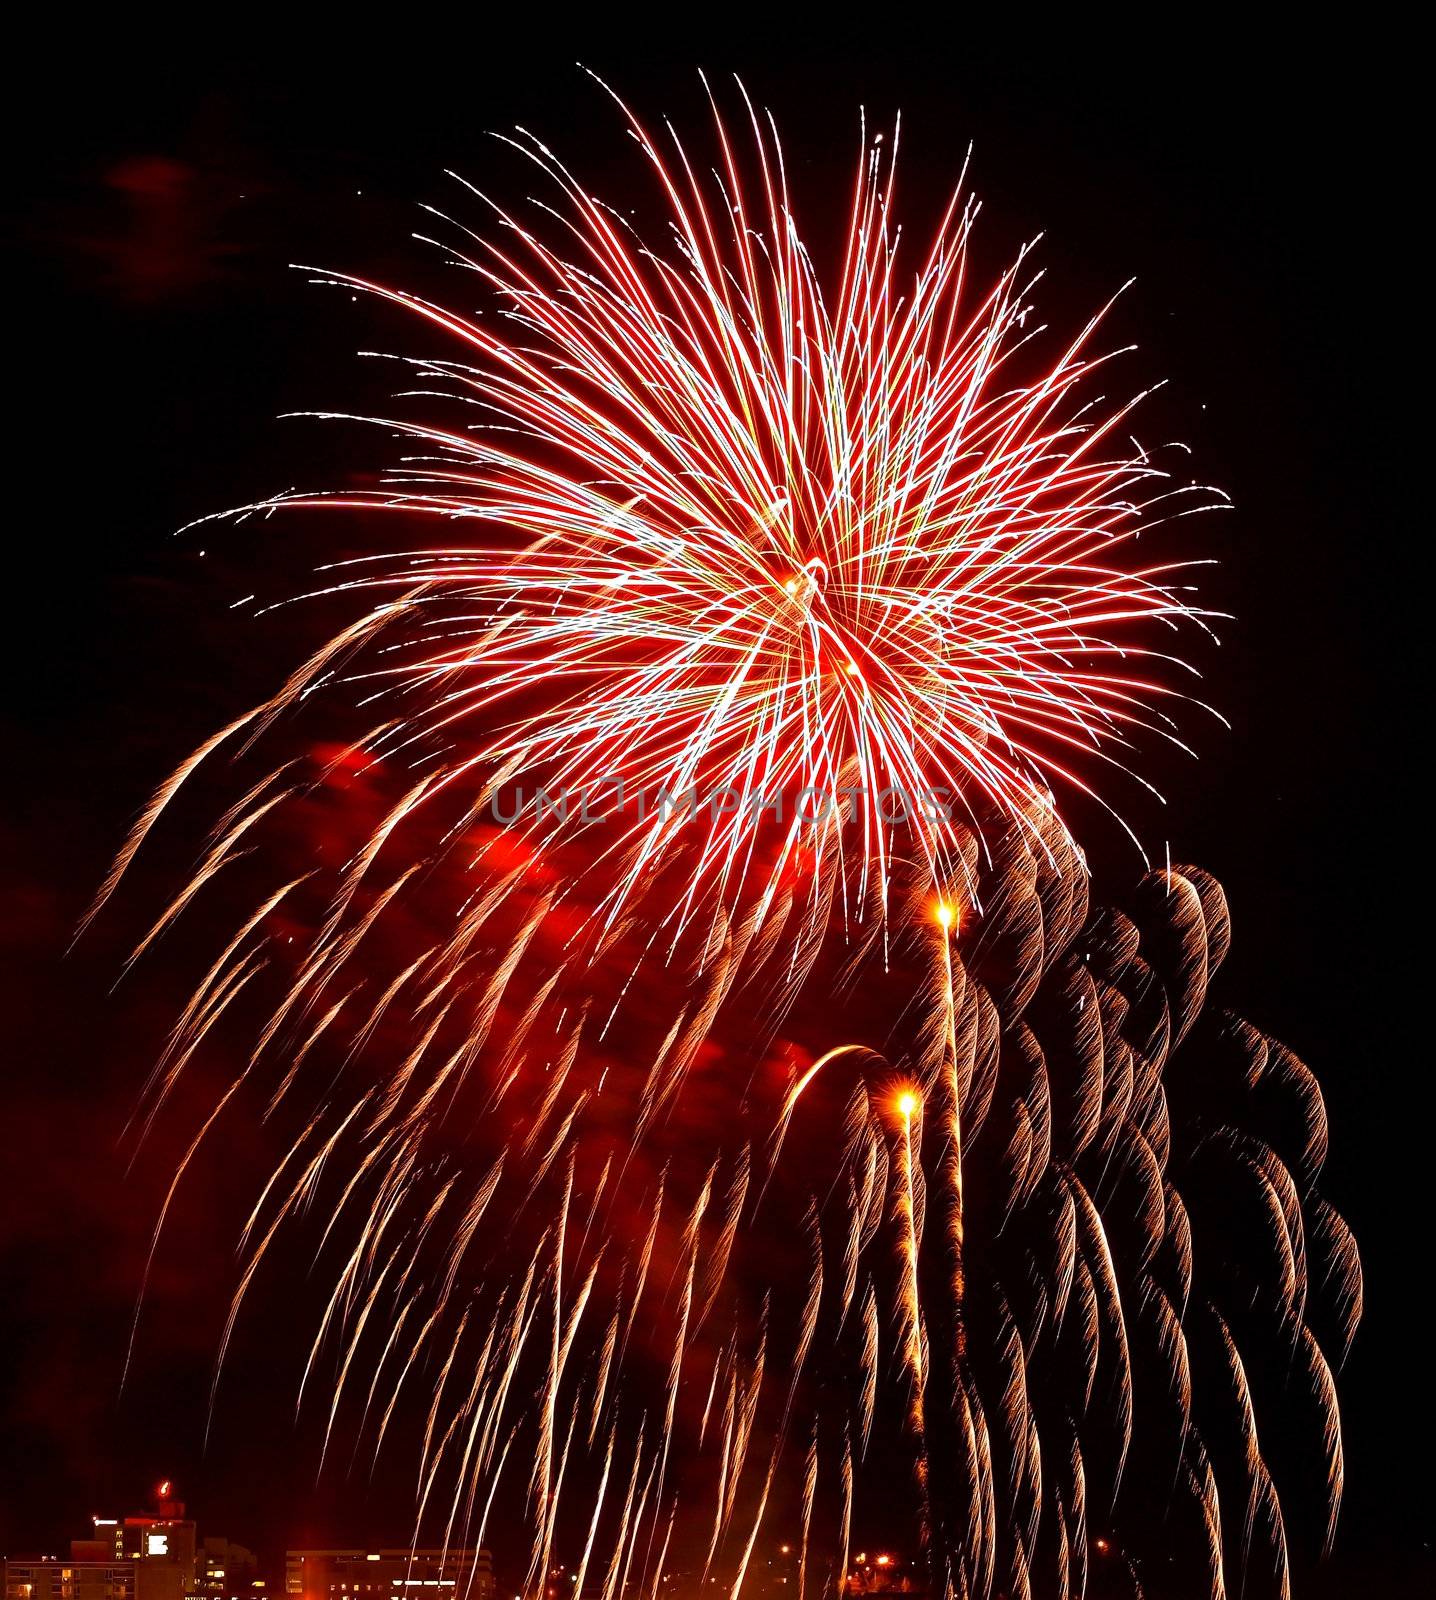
[894,1090,931,1545]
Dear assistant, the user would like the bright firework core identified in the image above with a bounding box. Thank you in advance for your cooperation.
[181,73,1226,949]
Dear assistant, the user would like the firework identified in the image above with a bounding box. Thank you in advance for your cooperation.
[91,77,1357,1600]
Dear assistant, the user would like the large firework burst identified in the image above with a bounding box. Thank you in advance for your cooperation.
[92,78,1358,1600]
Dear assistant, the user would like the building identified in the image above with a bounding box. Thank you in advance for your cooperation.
[81,1481,195,1600]
[194,1541,260,1600]
[284,1551,492,1600]
[3,1557,138,1600]
[4,1484,267,1600]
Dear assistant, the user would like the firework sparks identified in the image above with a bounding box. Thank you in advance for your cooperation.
[90,77,1358,1600]
[891,1089,931,1544]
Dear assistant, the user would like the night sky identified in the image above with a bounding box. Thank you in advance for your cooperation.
[2,22,1427,1598]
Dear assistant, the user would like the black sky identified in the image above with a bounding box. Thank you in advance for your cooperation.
[1,21,1427,1597]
